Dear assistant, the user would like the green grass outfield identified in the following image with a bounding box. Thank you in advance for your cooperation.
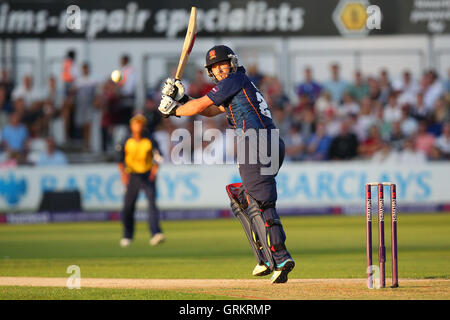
[0,213,449,299]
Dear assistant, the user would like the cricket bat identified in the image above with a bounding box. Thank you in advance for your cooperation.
[175,7,197,81]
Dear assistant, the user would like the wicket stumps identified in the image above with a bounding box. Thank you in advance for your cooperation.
[365,182,398,289]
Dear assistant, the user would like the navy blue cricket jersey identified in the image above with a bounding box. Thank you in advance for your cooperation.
[207,66,276,131]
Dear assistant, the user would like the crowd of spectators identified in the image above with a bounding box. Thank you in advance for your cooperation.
[0,50,137,167]
[158,62,450,164]
[274,64,450,163]
[0,49,449,167]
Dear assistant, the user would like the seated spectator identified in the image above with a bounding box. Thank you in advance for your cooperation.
[0,150,20,168]
[284,123,304,161]
[383,92,402,124]
[323,63,348,104]
[266,77,290,109]
[411,91,428,120]
[397,70,420,108]
[314,91,336,117]
[12,75,43,131]
[428,97,450,136]
[399,105,419,137]
[0,69,14,126]
[370,141,399,163]
[295,93,313,114]
[358,125,383,159]
[299,107,316,139]
[0,69,14,110]
[324,108,341,138]
[305,122,332,161]
[328,119,358,160]
[36,137,68,166]
[423,69,444,112]
[398,138,426,164]
[433,122,450,159]
[374,101,390,140]
[415,120,435,157]
[26,135,47,164]
[11,74,41,110]
[0,112,28,154]
[296,67,321,104]
[378,69,392,105]
[368,76,381,102]
[389,121,406,151]
[338,92,360,117]
[348,70,369,102]
[354,97,376,141]
[272,106,290,139]
[0,86,11,128]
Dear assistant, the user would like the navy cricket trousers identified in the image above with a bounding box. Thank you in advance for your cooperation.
[121,172,162,239]
[238,132,292,264]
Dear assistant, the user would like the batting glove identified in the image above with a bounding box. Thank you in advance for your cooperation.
[158,95,178,117]
[161,78,189,103]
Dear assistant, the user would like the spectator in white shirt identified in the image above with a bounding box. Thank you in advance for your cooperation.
[354,97,376,141]
[11,74,41,110]
[434,122,450,159]
[423,70,444,112]
[383,92,402,124]
[400,106,418,137]
[11,75,43,131]
[370,141,399,164]
[338,92,360,117]
[399,137,426,164]
[397,70,420,108]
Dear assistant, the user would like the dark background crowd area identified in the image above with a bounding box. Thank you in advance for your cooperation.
[1,50,450,167]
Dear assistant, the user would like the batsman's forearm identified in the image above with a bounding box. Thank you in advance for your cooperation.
[175,95,214,117]
[175,100,203,116]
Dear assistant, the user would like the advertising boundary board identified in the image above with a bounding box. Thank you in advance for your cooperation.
[1,162,449,214]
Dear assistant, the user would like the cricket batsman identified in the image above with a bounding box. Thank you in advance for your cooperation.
[158,45,295,283]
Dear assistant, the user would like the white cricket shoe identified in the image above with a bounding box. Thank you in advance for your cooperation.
[270,259,295,284]
[252,263,272,276]
[120,238,132,248]
[149,233,165,246]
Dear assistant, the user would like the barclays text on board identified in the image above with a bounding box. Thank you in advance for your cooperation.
[0,163,449,212]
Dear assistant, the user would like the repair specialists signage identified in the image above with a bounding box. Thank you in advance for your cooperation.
[0,162,449,212]
[1,0,449,39]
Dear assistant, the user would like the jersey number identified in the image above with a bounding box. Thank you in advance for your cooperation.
[252,83,272,119]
